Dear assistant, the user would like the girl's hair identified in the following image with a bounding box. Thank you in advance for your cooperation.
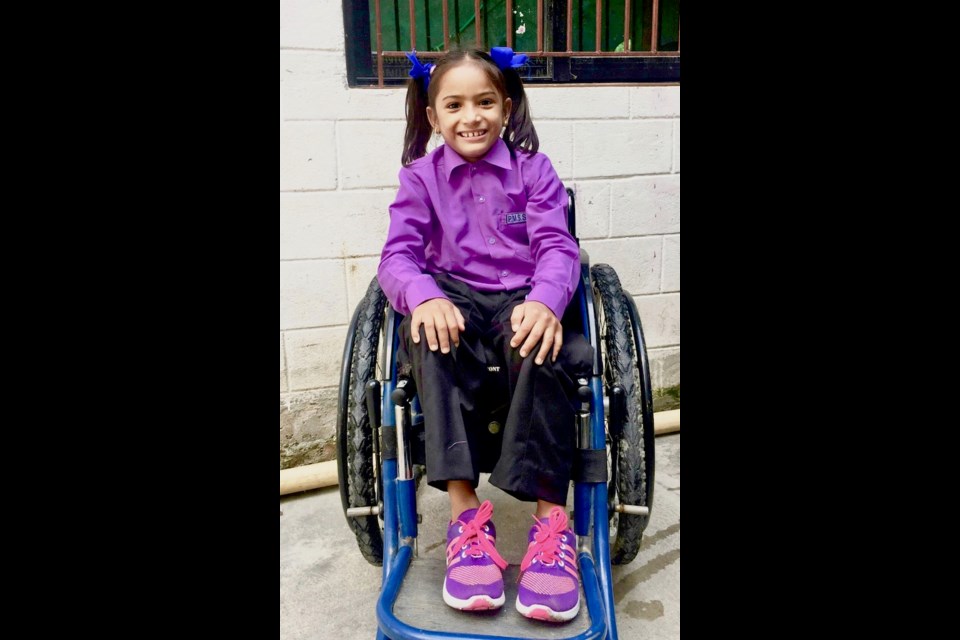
[402,48,539,166]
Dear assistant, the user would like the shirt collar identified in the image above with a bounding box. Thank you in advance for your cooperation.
[441,138,513,181]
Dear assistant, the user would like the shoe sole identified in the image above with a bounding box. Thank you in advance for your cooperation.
[516,596,580,622]
[443,584,505,611]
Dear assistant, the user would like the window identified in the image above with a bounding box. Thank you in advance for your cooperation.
[343,0,680,87]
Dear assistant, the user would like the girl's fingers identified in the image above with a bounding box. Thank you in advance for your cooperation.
[520,320,545,358]
[444,310,461,347]
[509,304,526,347]
[410,311,422,344]
[552,331,563,362]
[435,312,451,353]
[535,325,555,365]
[510,304,525,332]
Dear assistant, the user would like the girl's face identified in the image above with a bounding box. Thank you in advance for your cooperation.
[426,63,512,163]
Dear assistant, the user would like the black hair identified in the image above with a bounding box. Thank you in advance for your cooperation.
[402,48,539,166]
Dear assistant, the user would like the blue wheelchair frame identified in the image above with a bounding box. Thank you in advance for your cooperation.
[372,259,621,640]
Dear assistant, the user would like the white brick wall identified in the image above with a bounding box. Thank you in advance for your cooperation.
[673,120,680,172]
[574,120,673,178]
[610,175,680,235]
[572,181,610,240]
[528,86,631,120]
[582,237,662,295]
[345,256,382,313]
[280,191,396,259]
[534,121,574,181]
[280,0,679,465]
[629,86,681,118]
[280,333,287,392]
[285,327,349,390]
[280,52,350,120]
[648,346,680,390]
[338,121,408,189]
[633,293,680,348]
[279,122,337,190]
[279,260,349,329]
[279,0,345,50]
[662,235,680,292]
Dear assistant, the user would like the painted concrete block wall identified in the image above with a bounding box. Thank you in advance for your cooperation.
[280,0,680,467]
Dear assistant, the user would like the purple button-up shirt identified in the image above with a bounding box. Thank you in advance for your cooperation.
[378,139,580,319]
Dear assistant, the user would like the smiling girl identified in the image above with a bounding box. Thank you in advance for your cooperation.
[377,48,591,622]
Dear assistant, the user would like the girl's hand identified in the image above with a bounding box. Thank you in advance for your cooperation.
[509,301,562,364]
[411,298,466,354]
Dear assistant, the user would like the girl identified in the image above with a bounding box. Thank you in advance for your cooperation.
[377,47,591,623]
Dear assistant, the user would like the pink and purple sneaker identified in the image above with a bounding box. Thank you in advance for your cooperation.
[443,500,509,611]
[516,507,580,622]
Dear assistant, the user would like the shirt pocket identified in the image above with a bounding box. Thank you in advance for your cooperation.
[498,210,530,247]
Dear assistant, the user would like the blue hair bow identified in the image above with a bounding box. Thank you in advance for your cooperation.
[406,50,435,91]
[489,46,528,71]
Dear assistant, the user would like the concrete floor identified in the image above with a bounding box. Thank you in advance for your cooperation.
[280,432,679,640]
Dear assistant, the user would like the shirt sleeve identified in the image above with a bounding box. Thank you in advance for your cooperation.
[377,167,447,315]
[522,153,581,319]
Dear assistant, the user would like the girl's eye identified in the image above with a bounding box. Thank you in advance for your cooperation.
[480,99,494,106]
[445,102,460,109]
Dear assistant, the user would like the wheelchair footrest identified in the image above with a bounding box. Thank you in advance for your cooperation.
[392,557,593,639]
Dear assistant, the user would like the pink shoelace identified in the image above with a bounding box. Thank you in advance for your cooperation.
[519,508,578,577]
[446,500,508,570]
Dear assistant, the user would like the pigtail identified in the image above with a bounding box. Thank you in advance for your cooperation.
[500,67,539,156]
[402,77,433,166]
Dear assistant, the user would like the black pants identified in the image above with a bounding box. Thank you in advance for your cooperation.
[397,274,593,505]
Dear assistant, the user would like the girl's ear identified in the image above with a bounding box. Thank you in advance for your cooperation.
[503,97,513,122]
[426,106,437,130]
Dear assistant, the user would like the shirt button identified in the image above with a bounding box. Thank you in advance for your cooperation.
[478,196,486,203]
[500,270,509,277]
[470,166,476,173]
[488,237,496,244]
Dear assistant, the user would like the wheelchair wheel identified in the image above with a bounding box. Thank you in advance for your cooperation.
[591,264,654,565]
[336,277,386,566]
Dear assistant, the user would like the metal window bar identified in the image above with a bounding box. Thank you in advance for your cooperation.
[650,0,658,52]
[409,0,416,54]
[443,0,450,49]
[595,0,601,53]
[623,0,630,51]
[376,0,384,86]
[537,0,543,52]
[372,0,678,87]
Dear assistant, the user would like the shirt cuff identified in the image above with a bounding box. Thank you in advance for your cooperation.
[525,283,568,320]
[403,275,447,314]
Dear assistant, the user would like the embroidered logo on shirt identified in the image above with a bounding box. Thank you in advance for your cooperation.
[505,212,526,225]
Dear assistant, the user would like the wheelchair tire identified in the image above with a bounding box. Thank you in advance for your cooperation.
[591,264,653,565]
[336,277,386,566]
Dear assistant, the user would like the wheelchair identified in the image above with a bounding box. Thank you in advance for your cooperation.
[336,189,655,640]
